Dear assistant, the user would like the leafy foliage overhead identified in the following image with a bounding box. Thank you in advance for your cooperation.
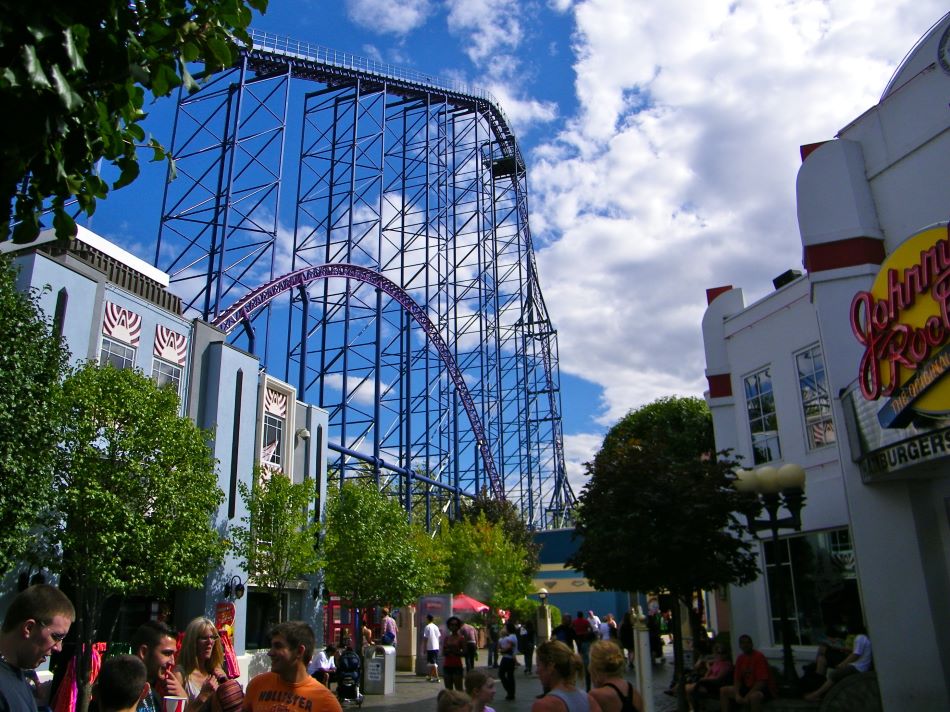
[1,0,268,242]
[322,481,445,608]
[568,396,758,597]
[0,257,68,575]
[230,468,322,599]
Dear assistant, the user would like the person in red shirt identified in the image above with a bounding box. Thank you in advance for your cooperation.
[570,612,594,691]
[570,612,591,643]
[718,635,775,712]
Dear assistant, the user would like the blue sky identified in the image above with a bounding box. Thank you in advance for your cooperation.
[87,1,949,492]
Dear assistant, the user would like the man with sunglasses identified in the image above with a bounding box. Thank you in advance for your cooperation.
[0,585,75,712]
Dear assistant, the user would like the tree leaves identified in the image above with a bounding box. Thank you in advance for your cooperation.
[568,396,759,596]
[51,363,226,599]
[437,512,535,612]
[322,481,445,608]
[0,257,68,575]
[230,467,322,601]
[1,0,270,242]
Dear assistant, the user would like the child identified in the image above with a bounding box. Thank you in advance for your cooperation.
[464,671,496,712]
[436,689,471,712]
[95,656,149,712]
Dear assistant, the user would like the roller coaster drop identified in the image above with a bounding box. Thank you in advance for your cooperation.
[157,30,574,528]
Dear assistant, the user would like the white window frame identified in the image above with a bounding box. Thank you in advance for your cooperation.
[743,365,781,464]
[151,357,183,397]
[258,377,296,477]
[794,344,836,450]
[100,335,136,370]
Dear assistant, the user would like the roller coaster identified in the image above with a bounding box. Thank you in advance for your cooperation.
[155,29,574,529]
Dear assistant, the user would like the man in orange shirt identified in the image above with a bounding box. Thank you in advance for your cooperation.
[243,622,342,712]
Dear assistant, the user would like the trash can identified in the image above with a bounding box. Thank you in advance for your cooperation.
[363,645,396,695]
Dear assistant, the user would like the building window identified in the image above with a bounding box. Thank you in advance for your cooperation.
[244,588,304,649]
[744,367,781,464]
[262,412,284,470]
[796,345,836,449]
[152,358,183,396]
[100,336,136,370]
[763,527,863,646]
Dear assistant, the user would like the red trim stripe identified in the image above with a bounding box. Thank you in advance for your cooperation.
[707,373,732,398]
[800,141,828,162]
[804,237,885,273]
[706,286,733,305]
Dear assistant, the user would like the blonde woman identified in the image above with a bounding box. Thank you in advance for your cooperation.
[588,641,643,712]
[174,617,228,712]
[532,641,602,712]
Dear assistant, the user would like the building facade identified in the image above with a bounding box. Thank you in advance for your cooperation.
[703,13,950,709]
[1,226,330,668]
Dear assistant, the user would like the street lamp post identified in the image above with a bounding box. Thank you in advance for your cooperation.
[735,463,806,697]
[537,588,552,641]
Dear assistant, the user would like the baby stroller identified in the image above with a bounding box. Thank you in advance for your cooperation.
[336,647,363,707]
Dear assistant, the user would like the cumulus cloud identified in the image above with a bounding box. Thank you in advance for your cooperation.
[345,0,434,35]
[530,0,946,430]
[486,82,559,134]
[445,0,525,65]
[441,0,560,136]
[563,431,601,493]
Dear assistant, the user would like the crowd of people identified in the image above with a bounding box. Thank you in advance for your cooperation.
[0,586,874,712]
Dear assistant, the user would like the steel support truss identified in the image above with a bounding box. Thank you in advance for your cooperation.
[157,30,574,528]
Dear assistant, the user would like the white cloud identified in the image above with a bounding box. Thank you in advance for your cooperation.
[487,82,559,134]
[562,431,601,494]
[445,0,524,65]
[440,1,559,136]
[530,0,947,423]
[345,0,434,35]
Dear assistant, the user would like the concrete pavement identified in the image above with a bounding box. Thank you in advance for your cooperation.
[357,653,680,712]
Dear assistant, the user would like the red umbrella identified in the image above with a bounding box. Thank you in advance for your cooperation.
[453,593,489,613]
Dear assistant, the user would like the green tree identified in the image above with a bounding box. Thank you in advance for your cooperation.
[0,257,68,575]
[438,512,535,613]
[230,467,322,622]
[50,363,225,712]
[322,481,445,608]
[1,0,268,243]
[567,396,758,711]
[461,492,540,578]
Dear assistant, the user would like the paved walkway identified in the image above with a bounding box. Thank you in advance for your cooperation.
[358,653,679,712]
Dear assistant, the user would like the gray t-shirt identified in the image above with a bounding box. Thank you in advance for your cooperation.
[547,688,590,712]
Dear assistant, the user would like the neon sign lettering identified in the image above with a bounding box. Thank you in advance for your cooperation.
[851,234,950,400]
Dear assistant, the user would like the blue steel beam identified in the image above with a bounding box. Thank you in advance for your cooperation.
[156,29,573,528]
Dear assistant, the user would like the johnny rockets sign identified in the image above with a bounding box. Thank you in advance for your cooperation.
[851,224,950,428]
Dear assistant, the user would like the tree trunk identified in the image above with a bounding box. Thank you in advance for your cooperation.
[669,590,689,712]
[76,586,103,712]
[686,590,704,653]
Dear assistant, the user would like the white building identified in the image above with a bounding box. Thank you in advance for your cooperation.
[703,12,950,710]
[1,226,330,678]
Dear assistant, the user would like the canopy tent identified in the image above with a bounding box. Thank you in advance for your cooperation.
[452,593,489,613]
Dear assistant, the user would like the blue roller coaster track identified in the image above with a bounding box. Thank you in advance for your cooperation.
[156,29,575,529]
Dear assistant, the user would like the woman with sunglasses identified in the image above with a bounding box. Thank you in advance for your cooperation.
[174,617,228,712]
